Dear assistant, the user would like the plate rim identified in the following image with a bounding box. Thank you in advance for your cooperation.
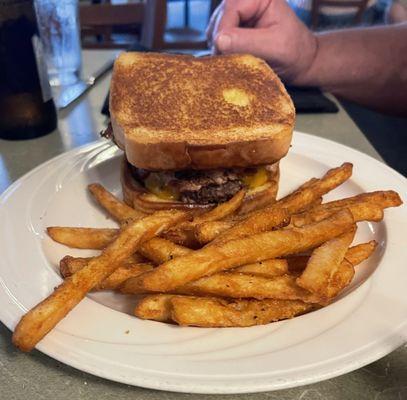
[0,131,406,394]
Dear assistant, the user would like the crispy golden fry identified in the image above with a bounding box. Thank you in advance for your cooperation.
[287,241,378,273]
[47,225,189,264]
[276,163,353,214]
[162,190,246,248]
[208,163,352,246]
[96,263,153,290]
[194,220,235,244]
[322,259,354,300]
[161,227,199,248]
[291,202,383,227]
[169,273,321,303]
[139,237,191,264]
[60,253,144,277]
[233,259,288,278]
[321,241,378,300]
[121,209,354,293]
[135,294,179,322]
[344,241,377,265]
[291,190,402,228]
[145,242,292,280]
[47,227,118,250]
[171,297,315,327]
[316,190,402,211]
[297,196,323,213]
[88,183,145,222]
[211,207,290,244]
[12,210,189,352]
[296,229,356,298]
[60,255,153,291]
[194,190,245,224]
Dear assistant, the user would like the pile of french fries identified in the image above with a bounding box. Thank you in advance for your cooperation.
[12,163,402,351]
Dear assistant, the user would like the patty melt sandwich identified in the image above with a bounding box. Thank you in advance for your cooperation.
[109,53,295,213]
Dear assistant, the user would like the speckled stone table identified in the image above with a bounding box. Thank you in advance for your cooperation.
[0,50,405,400]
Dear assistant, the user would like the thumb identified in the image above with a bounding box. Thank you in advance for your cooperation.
[215,27,275,60]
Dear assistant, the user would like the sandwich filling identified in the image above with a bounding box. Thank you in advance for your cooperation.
[128,162,278,205]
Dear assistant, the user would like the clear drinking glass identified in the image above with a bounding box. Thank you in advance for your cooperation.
[34,0,82,86]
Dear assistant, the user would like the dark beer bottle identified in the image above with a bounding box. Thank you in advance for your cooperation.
[0,0,57,140]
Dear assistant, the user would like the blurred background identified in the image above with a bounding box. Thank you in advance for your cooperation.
[0,0,406,176]
[78,0,407,50]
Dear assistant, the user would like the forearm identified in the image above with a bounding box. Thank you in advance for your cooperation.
[294,24,407,115]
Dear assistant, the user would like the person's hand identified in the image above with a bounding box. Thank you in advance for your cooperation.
[206,0,318,83]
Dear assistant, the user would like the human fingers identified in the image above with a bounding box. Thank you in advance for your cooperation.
[215,27,276,60]
[217,0,272,33]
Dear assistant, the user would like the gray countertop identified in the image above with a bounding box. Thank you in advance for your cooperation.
[0,50,405,400]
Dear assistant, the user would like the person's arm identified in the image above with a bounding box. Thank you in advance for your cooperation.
[208,0,407,115]
[297,25,407,115]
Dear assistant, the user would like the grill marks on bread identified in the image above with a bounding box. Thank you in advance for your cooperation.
[111,53,294,135]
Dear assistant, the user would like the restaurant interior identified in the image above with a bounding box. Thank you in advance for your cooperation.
[0,1,406,400]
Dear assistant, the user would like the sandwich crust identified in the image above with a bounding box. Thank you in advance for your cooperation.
[110,53,295,171]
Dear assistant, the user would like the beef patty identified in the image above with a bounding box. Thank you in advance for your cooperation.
[129,165,252,204]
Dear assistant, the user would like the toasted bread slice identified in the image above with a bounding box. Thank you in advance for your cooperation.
[110,52,295,171]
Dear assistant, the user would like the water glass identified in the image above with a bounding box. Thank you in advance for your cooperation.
[34,0,82,86]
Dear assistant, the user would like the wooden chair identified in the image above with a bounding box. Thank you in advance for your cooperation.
[310,0,369,29]
[162,0,221,50]
[80,0,217,50]
[79,1,167,49]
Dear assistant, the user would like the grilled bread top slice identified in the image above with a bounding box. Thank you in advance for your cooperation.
[110,52,295,171]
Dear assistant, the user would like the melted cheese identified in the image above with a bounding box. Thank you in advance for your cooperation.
[242,167,268,189]
[144,174,180,201]
[145,167,268,201]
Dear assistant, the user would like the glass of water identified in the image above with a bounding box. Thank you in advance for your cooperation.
[34,0,82,86]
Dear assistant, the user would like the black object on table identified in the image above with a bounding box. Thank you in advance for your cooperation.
[286,86,338,114]
[340,99,407,176]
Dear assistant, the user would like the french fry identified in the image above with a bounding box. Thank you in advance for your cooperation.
[96,263,154,291]
[344,240,377,265]
[291,190,402,228]
[321,241,378,300]
[47,227,118,250]
[291,202,384,227]
[12,210,189,352]
[237,182,279,215]
[167,273,321,303]
[60,253,144,277]
[162,190,246,247]
[161,227,199,248]
[193,190,245,224]
[322,259,354,300]
[232,259,288,278]
[139,238,288,277]
[171,297,315,327]
[88,183,145,222]
[287,241,378,273]
[60,256,153,291]
[296,229,356,298]
[135,294,178,322]
[209,163,352,245]
[315,190,402,211]
[276,163,353,214]
[211,207,290,244]
[194,220,235,244]
[121,209,354,293]
[138,237,191,264]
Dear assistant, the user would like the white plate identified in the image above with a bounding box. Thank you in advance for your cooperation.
[0,132,406,394]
